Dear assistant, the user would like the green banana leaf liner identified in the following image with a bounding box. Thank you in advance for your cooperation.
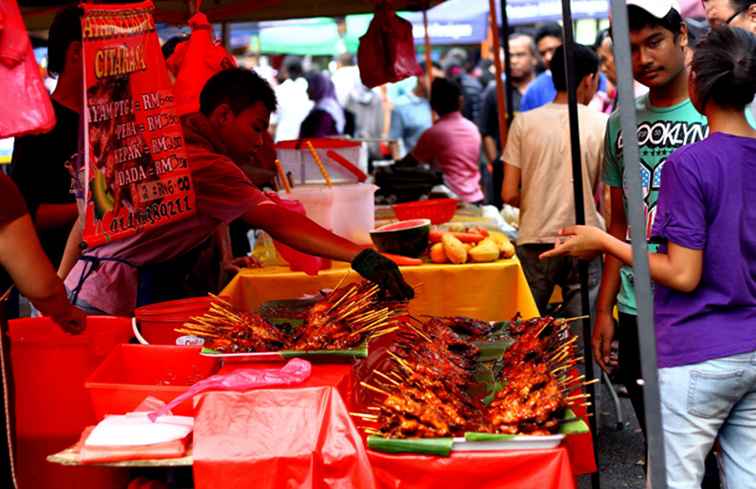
[473,320,514,362]
[367,436,454,456]
[201,343,367,359]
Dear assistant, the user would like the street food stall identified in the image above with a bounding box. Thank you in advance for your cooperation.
[4,0,672,487]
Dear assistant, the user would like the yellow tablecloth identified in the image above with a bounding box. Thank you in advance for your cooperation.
[222,257,539,322]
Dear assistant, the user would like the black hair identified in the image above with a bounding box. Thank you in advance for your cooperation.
[282,56,304,79]
[628,5,683,37]
[430,77,462,116]
[200,68,277,116]
[730,0,756,11]
[161,35,188,60]
[47,6,82,77]
[510,33,537,57]
[419,60,443,72]
[535,22,563,45]
[550,43,599,92]
[594,28,611,50]
[691,26,756,110]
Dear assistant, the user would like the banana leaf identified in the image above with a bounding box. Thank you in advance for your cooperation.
[201,343,367,359]
[558,408,590,435]
[367,436,454,456]
[463,432,515,442]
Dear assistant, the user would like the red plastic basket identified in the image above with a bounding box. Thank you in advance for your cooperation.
[86,344,221,417]
[392,198,458,224]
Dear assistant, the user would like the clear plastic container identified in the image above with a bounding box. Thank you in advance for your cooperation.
[283,185,336,231]
[331,183,378,245]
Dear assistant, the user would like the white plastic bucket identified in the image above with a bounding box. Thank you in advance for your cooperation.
[282,186,335,230]
[331,183,378,245]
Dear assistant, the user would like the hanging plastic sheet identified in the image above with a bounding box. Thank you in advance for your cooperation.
[0,0,55,138]
[193,386,376,489]
[358,4,422,88]
[168,11,236,116]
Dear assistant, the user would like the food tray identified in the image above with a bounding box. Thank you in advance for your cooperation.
[199,344,368,362]
[453,434,564,451]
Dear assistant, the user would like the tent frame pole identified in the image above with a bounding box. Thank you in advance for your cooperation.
[558,3,600,489]
[491,0,513,209]
[608,1,667,488]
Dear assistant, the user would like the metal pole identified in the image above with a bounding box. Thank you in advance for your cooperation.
[492,0,513,210]
[608,1,666,488]
[499,0,514,124]
[559,2,600,489]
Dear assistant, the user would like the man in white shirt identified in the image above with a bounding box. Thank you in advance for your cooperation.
[272,56,312,142]
[502,43,607,317]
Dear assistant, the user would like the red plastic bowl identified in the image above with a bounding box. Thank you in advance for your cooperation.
[392,198,458,225]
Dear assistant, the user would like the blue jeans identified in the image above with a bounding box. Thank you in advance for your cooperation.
[659,350,756,489]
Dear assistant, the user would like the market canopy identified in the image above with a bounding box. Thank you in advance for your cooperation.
[19,0,446,31]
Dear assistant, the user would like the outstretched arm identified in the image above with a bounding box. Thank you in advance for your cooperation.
[1,215,85,333]
[540,225,703,293]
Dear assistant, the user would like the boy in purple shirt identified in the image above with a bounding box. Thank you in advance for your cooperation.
[541,27,756,488]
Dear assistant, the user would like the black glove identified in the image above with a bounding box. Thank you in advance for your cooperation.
[351,249,415,301]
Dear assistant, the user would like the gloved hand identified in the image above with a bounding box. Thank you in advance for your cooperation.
[351,249,415,301]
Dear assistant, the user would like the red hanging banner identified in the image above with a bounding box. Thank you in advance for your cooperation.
[80,1,195,248]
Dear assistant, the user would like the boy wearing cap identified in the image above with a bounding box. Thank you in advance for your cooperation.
[593,0,709,461]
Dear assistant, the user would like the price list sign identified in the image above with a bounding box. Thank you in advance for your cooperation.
[81,1,195,247]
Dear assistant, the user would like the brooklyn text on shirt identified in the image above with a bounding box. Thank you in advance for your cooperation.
[616,120,708,150]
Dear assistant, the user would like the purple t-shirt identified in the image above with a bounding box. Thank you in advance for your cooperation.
[652,132,756,368]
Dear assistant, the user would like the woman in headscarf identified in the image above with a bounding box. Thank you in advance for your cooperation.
[299,71,348,138]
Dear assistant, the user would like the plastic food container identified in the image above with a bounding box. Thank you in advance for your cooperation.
[284,185,335,231]
[269,192,331,274]
[392,198,458,225]
[331,183,378,245]
[86,344,221,417]
[276,138,365,185]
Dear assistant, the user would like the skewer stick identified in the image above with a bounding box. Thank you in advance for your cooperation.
[360,381,391,396]
[273,159,292,193]
[367,406,381,411]
[406,323,432,343]
[386,351,414,372]
[349,412,379,420]
[208,293,233,308]
[368,326,399,340]
[565,393,591,401]
[305,140,332,187]
[562,315,591,323]
[373,370,401,386]
[364,428,381,435]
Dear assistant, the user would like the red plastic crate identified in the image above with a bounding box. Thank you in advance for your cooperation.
[86,344,221,417]
[392,198,458,224]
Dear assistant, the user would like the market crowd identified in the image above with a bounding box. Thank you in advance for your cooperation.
[1,0,756,488]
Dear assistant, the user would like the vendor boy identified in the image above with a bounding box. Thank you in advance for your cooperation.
[59,67,413,315]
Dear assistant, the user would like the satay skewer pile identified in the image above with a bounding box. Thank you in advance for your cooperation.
[177,281,407,353]
[353,315,596,439]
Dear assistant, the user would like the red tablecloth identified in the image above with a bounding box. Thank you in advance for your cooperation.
[368,447,576,489]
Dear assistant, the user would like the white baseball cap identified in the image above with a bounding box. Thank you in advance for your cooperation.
[626,0,681,19]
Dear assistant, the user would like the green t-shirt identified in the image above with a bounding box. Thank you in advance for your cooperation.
[602,95,708,315]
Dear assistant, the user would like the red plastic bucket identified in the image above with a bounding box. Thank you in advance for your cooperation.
[134,296,217,345]
[8,316,133,488]
[86,344,221,417]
